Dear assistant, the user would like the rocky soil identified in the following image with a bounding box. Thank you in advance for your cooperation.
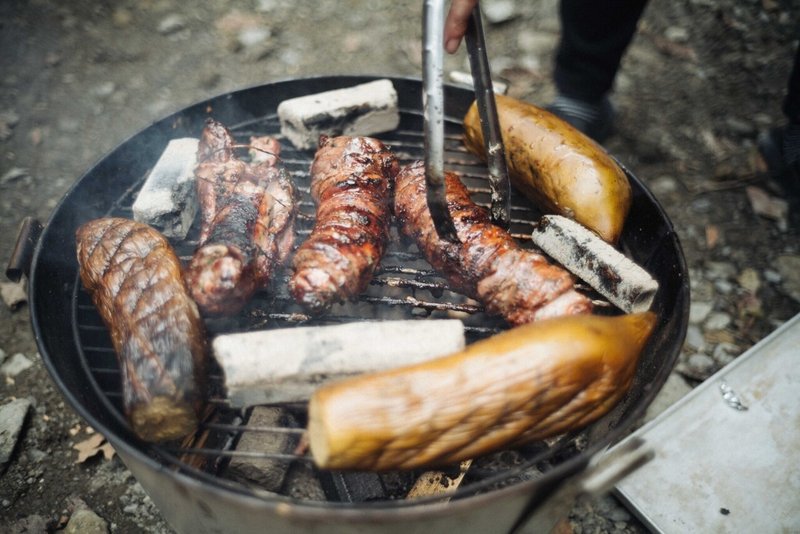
[2,0,799,532]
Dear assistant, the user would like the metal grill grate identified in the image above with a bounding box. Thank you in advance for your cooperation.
[71,108,600,506]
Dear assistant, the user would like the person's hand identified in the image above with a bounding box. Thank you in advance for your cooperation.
[444,0,479,53]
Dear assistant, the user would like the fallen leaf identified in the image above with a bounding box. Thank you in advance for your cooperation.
[746,186,788,227]
[705,224,719,249]
[651,34,698,62]
[74,434,115,463]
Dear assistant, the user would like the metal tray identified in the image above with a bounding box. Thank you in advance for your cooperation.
[614,313,800,533]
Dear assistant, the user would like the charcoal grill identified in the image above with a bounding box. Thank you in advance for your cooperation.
[15,76,689,533]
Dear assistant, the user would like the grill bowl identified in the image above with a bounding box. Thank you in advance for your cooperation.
[29,76,689,533]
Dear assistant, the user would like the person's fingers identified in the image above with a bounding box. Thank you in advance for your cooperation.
[444,0,478,53]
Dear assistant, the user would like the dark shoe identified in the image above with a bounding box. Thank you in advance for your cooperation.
[757,124,800,198]
[545,95,615,143]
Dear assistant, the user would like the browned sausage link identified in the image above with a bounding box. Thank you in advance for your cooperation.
[188,120,297,316]
[289,136,398,315]
[394,161,592,325]
[76,218,207,442]
[307,312,657,471]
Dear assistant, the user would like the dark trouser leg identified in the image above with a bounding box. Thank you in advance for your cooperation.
[782,42,800,124]
[554,0,649,102]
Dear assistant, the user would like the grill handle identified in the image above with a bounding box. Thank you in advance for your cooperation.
[511,437,654,533]
[6,216,43,282]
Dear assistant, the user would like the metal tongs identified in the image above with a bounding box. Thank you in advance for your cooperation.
[423,0,510,242]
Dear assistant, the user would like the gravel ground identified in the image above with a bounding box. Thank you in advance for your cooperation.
[2,0,799,532]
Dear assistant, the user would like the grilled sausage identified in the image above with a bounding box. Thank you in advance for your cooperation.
[463,94,631,244]
[289,135,399,315]
[76,218,207,442]
[307,312,657,471]
[394,161,592,325]
[187,119,297,316]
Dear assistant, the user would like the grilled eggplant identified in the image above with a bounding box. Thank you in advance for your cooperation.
[187,119,297,316]
[76,217,207,442]
[394,161,592,325]
[307,312,657,471]
[289,135,398,315]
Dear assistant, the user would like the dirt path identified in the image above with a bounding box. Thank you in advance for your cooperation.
[1,1,798,532]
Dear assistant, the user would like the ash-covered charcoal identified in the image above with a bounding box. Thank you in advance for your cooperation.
[282,462,327,502]
[213,319,465,407]
[132,138,200,239]
[465,450,547,492]
[277,79,400,150]
[531,215,659,314]
[318,471,388,503]
[224,407,300,492]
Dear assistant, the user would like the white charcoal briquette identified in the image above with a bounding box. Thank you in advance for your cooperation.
[277,79,400,150]
[530,215,659,314]
[213,319,466,407]
[132,137,199,239]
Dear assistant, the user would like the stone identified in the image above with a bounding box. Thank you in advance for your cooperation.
[713,343,740,367]
[517,30,557,55]
[65,508,108,534]
[1,353,33,376]
[8,514,47,533]
[1,279,27,310]
[684,325,705,351]
[705,311,732,330]
[705,261,736,280]
[157,14,186,35]
[737,268,761,293]
[643,372,692,422]
[664,26,690,43]
[482,0,518,24]
[238,26,270,49]
[689,301,713,324]
[687,353,716,376]
[0,167,28,185]
[650,175,679,196]
[763,269,782,284]
[0,397,32,466]
[714,279,734,295]
[775,255,800,302]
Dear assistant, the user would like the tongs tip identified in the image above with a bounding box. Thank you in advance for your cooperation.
[423,0,510,240]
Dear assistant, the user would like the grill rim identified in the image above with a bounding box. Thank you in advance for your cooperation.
[28,74,689,516]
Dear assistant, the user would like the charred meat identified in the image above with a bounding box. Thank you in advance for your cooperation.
[394,161,593,325]
[289,135,399,315]
[187,119,297,316]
